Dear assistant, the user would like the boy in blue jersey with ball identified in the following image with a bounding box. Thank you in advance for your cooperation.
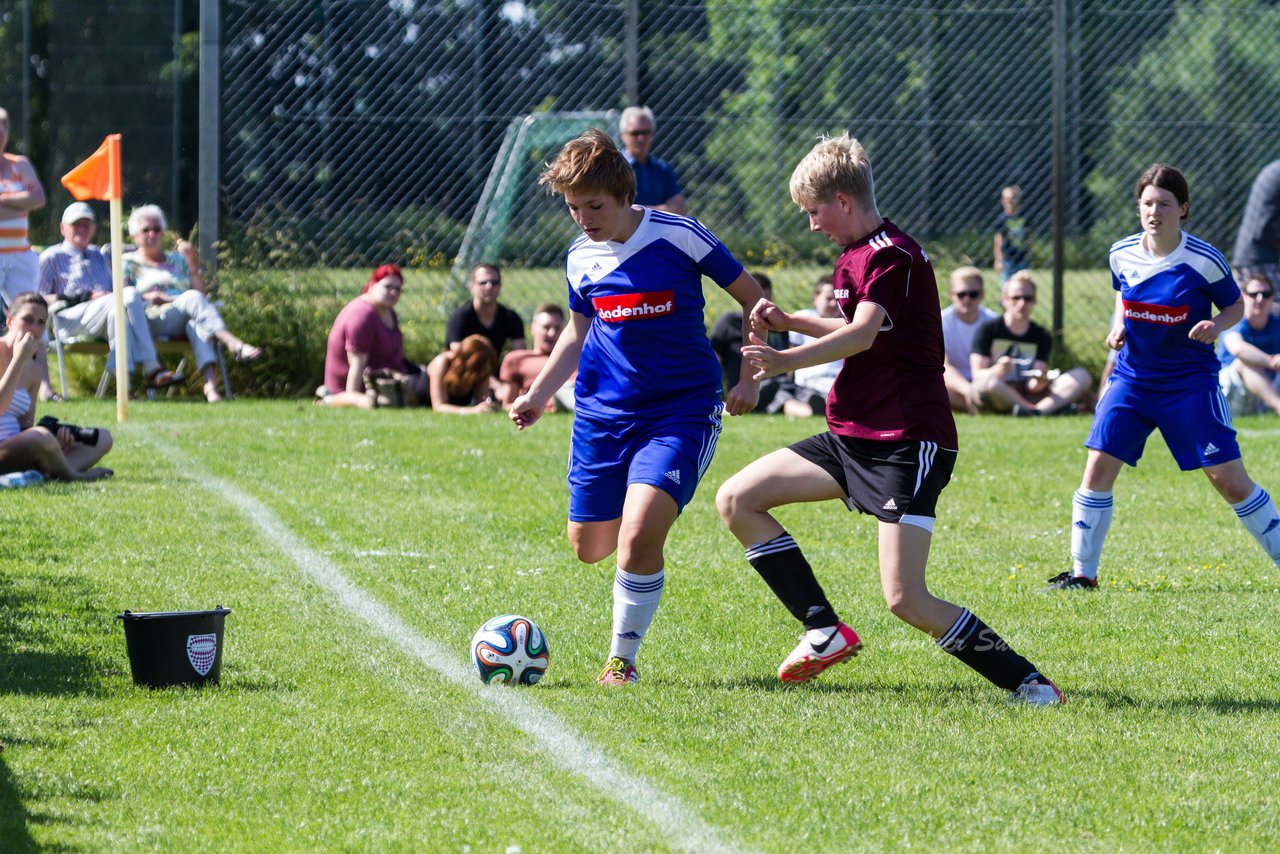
[510,128,764,685]
[1049,164,1280,590]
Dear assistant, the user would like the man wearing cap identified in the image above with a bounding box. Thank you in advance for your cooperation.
[36,202,180,395]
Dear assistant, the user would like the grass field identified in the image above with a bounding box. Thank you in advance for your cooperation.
[3,401,1280,851]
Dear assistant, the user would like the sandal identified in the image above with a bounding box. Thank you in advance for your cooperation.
[145,368,187,389]
[233,343,263,363]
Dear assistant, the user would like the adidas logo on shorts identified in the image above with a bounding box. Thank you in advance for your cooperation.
[664,470,681,485]
[1205,442,1220,455]
[883,497,898,510]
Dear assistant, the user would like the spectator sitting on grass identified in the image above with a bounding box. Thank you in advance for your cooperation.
[1218,275,1280,415]
[970,271,1091,415]
[123,204,262,402]
[320,264,427,409]
[787,274,845,412]
[500,302,575,412]
[446,263,525,364]
[427,334,499,414]
[0,293,112,481]
[940,266,998,413]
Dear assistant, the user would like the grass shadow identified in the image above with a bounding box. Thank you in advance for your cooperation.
[689,673,981,699]
[0,758,37,854]
[1072,687,1280,714]
[0,572,106,698]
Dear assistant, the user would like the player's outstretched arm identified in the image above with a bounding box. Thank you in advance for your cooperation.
[723,271,764,415]
[510,310,589,430]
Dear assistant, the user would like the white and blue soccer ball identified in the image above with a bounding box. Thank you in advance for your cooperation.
[470,614,549,685]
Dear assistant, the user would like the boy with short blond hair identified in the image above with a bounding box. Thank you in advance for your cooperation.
[717,133,1062,704]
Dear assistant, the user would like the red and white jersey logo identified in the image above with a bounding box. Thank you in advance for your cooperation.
[1123,299,1189,325]
[593,290,675,322]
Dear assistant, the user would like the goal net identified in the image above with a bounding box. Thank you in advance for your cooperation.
[442,110,617,310]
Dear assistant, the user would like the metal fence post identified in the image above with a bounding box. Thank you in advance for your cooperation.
[21,0,31,153]
[625,0,639,105]
[1051,0,1067,343]
[198,0,219,285]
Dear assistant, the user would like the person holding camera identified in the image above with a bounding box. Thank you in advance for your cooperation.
[0,293,112,481]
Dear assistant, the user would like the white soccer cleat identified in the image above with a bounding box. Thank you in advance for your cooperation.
[778,623,862,684]
[1009,676,1065,706]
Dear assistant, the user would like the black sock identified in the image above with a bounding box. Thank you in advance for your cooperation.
[745,532,839,630]
[936,609,1039,691]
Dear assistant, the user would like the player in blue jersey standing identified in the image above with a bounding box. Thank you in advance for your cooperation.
[1048,164,1280,590]
[510,128,764,686]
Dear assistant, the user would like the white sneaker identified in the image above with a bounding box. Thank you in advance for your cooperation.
[1009,676,1065,706]
[778,623,862,684]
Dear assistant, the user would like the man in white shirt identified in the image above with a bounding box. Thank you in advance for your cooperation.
[940,266,998,412]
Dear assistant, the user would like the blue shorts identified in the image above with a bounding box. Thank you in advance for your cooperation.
[567,404,724,522]
[1085,376,1240,471]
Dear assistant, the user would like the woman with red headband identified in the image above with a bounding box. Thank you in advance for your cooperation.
[320,264,427,408]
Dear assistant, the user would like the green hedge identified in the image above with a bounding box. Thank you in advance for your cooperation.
[54,260,1117,399]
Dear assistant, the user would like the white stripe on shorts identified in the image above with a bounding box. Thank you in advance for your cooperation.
[913,441,937,497]
[696,404,724,479]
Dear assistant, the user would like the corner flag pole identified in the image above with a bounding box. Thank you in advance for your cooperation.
[107,138,127,422]
[61,133,127,422]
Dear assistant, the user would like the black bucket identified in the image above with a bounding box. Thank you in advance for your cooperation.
[117,607,231,688]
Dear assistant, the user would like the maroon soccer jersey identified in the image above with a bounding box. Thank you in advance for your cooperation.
[825,219,958,448]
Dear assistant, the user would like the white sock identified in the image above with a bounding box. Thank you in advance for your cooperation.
[1232,485,1280,569]
[610,568,665,662]
[1071,488,1114,580]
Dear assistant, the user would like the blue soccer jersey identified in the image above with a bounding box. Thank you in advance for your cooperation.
[564,207,743,420]
[1109,231,1241,389]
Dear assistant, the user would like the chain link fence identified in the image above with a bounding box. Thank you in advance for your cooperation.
[1,0,185,244]
[216,0,1280,390]
[10,1,1280,393]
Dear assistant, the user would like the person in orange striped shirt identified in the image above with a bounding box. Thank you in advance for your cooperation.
[0,109,46,308]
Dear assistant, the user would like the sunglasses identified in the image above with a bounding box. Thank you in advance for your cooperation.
[1245,290,1274,300]
[953,291,982,299]
[1008,294,1036,303]
[624,129,653,138]
[475,279,500,286]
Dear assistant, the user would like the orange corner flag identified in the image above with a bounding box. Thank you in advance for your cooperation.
[61,134,122,201]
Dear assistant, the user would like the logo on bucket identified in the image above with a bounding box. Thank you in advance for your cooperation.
[186,633,218,676]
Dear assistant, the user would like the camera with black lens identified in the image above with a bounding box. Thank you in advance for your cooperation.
[37,415,100,446]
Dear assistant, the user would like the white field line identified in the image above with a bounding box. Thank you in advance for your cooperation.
[143,432,752,854]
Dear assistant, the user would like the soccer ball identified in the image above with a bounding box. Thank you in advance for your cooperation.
[470,615,549,685]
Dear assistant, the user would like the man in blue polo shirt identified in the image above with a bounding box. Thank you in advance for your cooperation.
[619,106,687,215]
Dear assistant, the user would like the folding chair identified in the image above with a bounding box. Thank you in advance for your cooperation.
[49,299,233,400]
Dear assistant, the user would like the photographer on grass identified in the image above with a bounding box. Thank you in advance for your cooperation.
[0,293,112,480]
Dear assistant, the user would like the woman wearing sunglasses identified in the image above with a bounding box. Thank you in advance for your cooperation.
[1047,164,1280,590]
[123,204,262,402]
